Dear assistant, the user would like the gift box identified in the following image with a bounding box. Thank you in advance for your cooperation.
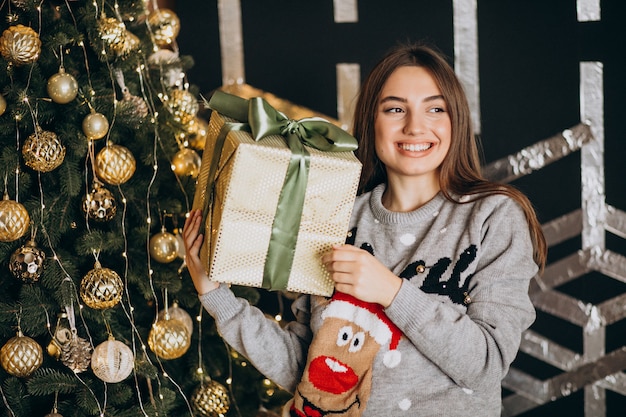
[191,91,361,296]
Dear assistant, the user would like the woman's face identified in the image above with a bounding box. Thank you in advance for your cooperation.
[374,65,451,187]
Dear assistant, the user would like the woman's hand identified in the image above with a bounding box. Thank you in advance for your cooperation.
[322,244,402,307]
[182,209,219,295]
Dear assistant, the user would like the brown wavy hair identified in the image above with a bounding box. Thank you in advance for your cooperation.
[352,42,546,273]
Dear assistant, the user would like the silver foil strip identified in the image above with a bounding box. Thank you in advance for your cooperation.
[336,63,360,131]
[530,251,590,294]
[606,205,626,239]
[519,329,582,371]
[598,292,626,327]
[591,249,626,284]
[597,372,626,396]
[541,209,583,247]
[502,368,547,403]
[333,0,358,23]
[530,288,593,327]
[577,0,601,22]
[218,0,245,85]
[453,0,481,134]
[482,123,594,184]
[502,394,543,417]
[580,62,605,250]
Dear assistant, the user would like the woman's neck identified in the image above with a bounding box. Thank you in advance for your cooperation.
[382,175,441,212]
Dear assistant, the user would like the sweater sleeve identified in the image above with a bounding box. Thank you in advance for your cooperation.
[384,197,537,391]
[199,284,313,392]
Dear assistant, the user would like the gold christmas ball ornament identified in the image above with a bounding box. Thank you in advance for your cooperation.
[149,227,179,263]
[22,128,66,172]
[191,379,231,417]
[157,302,193,336]
[148,317,191,360]
[47,68,78,104]
[0,331,43,377]
[171,147,201,178]
[95,144,136,185]
[96,16,126,55]
[82,112,109,140]
[0,94,6,116]
[0,24,41,66]
[79,261,124,309]
[187,117,209,150]
[82,181,117,221]
[165,89,199,125]
[9,238,45,283]
[0,193,30,242]
[148,9,180,46]
[91,337,134,383]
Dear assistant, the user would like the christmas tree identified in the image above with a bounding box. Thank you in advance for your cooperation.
[0,1,288,415]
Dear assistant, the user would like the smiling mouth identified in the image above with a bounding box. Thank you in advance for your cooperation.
[398,143,432,152]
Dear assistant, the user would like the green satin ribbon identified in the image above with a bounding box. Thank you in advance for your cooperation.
[207,90,357,291]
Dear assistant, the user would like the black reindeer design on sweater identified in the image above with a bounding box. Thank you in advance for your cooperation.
[346,227,476,306]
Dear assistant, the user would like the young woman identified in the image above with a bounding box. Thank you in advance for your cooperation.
[183,42,546,417]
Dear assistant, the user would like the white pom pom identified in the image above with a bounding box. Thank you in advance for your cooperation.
[383,350,401,368]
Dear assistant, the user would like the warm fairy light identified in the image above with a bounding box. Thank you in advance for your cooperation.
[153,164,158,170]
[121,198,127,203]
[122,252,127,257]
[147,217,152,224]
[226,378,232,385]
[274,314,282,322]
[163,372,168,378]
[196,367,203,374]
[196,315,201,322]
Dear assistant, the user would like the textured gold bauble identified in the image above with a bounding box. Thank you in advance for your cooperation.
[149,228,179,263]
[79,261,123,309]
[191,379,231,417]
[82,112,109,140]
[165,89,198,125]
[0,331,43,377]
[0,93,6,116]
[0,193,30,242]
[148,8,180,46]
[171,147,201,178]
[148,318,190,360]
[119,30,140,57]
[9,238,45,283]
[187,117,209,150]
[91,337,134,383]
[22,128,66,172]
[158,302,193,336]
[82,181,117,221]
[0,24,41,65]
[95,144,136,185]
[96,16,126,55]
[47,68,78,104]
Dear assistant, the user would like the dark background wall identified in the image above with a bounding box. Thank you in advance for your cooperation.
[173,1,626,415]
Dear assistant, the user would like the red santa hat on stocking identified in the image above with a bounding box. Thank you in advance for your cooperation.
[322,291,403,368]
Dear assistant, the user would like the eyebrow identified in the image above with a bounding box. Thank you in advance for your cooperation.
[379,94,445,104]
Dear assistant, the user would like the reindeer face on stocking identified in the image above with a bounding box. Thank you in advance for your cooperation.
[290,292,403,417]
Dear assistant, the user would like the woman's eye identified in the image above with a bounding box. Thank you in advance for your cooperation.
[383,107,403,114]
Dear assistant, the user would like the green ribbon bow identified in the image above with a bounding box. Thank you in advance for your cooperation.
[205,90,357,291]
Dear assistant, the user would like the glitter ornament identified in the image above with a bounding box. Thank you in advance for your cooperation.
[157,302,193,336]
[79,260,123,309]
[171,147,201,178]
[121,89,149,119]
[82,180,117,221]
[148,9,180,46]
[187,117,209,150]
[0,24,41,66]
[82,111,109,140]
[149,227,179,263]
[22,127,66,172]
[165,89,198,125]
[0,331,43,377]
[0,192,30,242]
[47,68,78,104]
[48,323,92,373]
[191,379,231,417]
[0,94,6,116]
[9,238,45,283]
[148,316,191,360]
[91,337,134,383]
[95,144,136,185]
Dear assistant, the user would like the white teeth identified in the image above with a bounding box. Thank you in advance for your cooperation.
[399,143,431,152]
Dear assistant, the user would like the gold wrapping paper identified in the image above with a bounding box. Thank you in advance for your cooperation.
[192,111,361,296]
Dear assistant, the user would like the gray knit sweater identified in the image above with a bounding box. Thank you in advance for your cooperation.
[199,184,537,416]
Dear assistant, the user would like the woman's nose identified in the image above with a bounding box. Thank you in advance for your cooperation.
[403,112,424,136]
